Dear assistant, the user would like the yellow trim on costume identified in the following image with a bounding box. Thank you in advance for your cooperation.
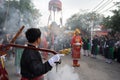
[0,56,5,68]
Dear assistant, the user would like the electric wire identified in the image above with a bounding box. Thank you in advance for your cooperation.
[95,0,113,12]
[91,0,105,12]
[96,0,113,12]
[100,3,116,13]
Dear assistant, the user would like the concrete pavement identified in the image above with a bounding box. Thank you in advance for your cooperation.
[5,54,120,80]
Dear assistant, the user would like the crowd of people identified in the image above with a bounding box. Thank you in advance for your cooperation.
[50,30,120,65]
[82,32,120,64]
[0,28,120,80]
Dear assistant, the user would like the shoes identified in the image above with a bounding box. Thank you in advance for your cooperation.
[73,64,76,67]
[105,59,112,64]
[76,64,80,67]
[73,64,80,67]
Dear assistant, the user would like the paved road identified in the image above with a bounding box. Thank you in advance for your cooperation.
[5,54,120,80]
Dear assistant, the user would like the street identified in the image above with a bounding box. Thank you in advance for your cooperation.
[5,53,120,80]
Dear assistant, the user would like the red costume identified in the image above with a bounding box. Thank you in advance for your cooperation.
[42,36,48,60]
[0,57,9,80]
[71,30,82,67]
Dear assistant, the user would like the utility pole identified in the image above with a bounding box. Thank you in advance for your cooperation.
[90,15,94,47]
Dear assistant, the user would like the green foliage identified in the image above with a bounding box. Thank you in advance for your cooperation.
[111,10,120,32]
[0,0,41,33]
[19,0,33,13]
[101,16,111,29]
[65,12,103,32]
[102,2,120,32]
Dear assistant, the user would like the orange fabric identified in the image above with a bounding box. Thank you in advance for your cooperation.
[71,35,82,59]
[73,60,80,67]
[73,60,77,65]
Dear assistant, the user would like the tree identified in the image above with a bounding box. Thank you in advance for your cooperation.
[65,12,104,33]
[101,2,120,32]
[101,16,111,30]
[111,10,120,32]
[0,0,41,34]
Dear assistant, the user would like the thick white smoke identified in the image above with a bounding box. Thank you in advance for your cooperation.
[47,65,80,80]
[0,0,4,8]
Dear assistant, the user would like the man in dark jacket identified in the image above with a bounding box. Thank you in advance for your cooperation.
[91,35,99,58]
[105,36,115,63]
[20,28,63,80]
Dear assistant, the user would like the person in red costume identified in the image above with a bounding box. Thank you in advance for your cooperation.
[42,32,48,60]
[71,29,82,67]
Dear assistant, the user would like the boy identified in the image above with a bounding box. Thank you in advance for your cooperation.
[20,28,63,80]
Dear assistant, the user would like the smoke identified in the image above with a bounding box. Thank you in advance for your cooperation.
[47,65,80,80]
[4,9,20,33]
[0,3,24,34]
[0,0,4,8]
[0,0,41,36]
[0,0,5,12]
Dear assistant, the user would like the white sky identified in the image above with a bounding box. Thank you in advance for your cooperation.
[32,0,120,26]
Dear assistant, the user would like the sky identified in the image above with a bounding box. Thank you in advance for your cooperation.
[32,0,120,26]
